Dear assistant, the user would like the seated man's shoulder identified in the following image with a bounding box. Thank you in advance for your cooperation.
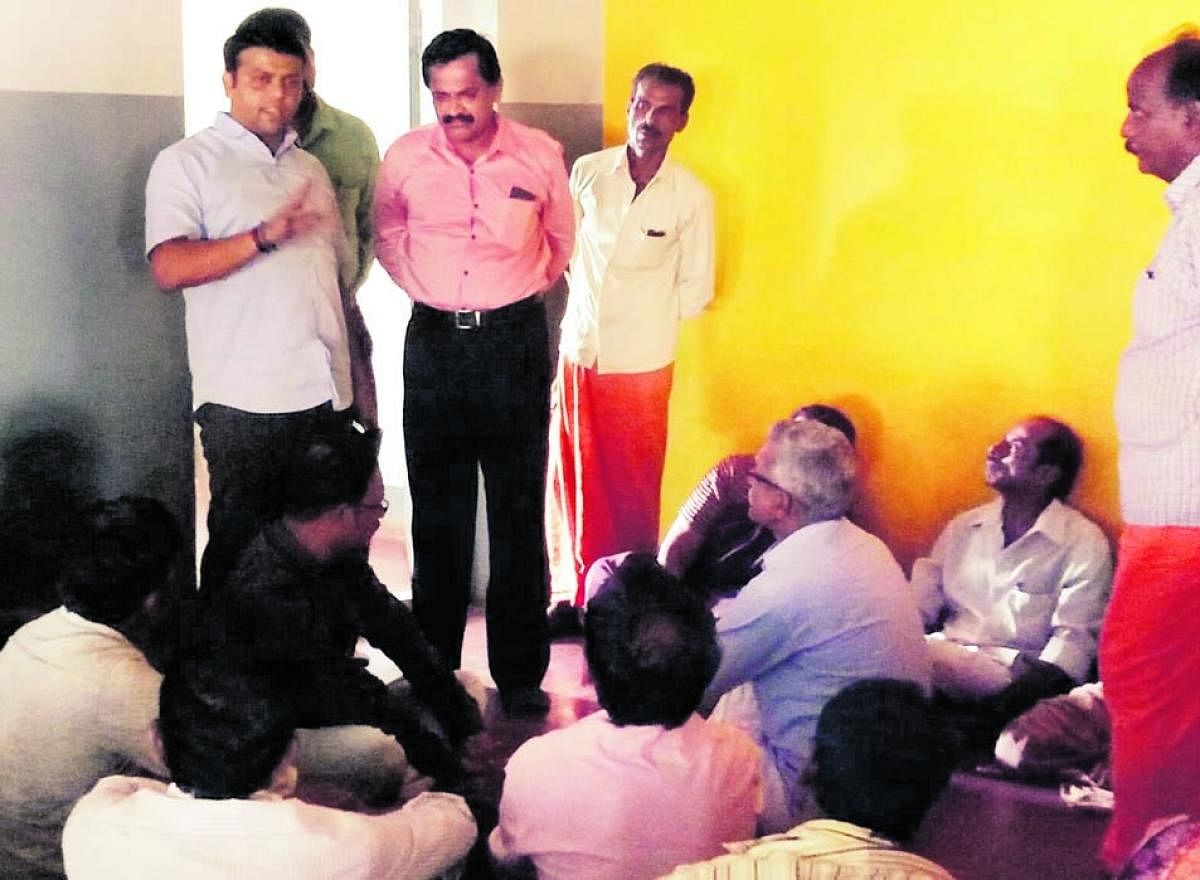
[1049,500,1110,547]
[691,714,762,764]
[714,453,754,488]
[664,819,956,880]
[944,498,1001,534]
[3,607,143,668]
[507,711,605,766]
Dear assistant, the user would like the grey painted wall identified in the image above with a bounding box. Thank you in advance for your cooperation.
[0,91,193,613]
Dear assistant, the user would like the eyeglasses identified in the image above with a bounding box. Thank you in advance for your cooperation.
[358,498,390,514]
[749,471,792,511]
[749,471,787,494]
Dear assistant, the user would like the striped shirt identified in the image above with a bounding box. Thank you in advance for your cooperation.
[1116,154,1200,525]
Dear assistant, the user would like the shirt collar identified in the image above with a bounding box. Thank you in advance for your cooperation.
[605,144,675,188]
[1166,153,1200,212]
[165,782,283,802]
[760,517,844,564]
[263,520,329,576]
[431,114,514,163]
[968,496,1070,546]
[213,112,299,158]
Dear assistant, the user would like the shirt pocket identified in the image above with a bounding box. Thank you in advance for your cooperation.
[614,221,677,271]
[497,195,540,253]
[1007,582,1057,647]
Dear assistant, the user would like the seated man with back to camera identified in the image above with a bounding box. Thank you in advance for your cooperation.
[0,497,182,879]
[63,656,476,879]
[201,421,483,805]
[491,554,762,880]
[698,419,930,833]
[666,678,956,880]
[910,417,1112,745]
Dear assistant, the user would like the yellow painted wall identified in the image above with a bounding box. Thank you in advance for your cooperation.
[605,2,1197,567]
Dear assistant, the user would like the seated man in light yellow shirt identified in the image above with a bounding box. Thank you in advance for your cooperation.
[664,679,956,880]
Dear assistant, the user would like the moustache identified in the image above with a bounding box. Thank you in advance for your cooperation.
[443,114,475,125]
[638,124,661,138]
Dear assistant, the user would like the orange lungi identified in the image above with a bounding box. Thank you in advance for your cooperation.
[545,358,673,605]
[1101,525,1200,870]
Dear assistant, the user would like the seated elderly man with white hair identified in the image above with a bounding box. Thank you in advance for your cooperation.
[699,419,930,832]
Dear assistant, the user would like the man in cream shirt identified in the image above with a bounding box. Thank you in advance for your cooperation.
[546,62,715,608]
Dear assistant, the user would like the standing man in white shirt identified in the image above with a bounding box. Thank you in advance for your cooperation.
[145,13,361,593]
[911,417,1111,735]
[1102,35,1200,871]
[546,63,715,609]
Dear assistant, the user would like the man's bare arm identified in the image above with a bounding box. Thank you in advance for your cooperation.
[149,181,320,291]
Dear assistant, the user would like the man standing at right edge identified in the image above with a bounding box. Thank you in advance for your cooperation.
[1103,34,1200,871]
[374,30,574,717]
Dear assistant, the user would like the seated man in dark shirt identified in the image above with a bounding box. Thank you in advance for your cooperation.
[203,422,483,796]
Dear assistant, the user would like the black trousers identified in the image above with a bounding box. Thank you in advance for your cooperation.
[195,401,341,592]
[404,298,551,692]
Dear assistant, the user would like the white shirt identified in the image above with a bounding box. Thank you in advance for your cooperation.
[703,519,931,814]
[0,608,166,878]
[62,776,475,880]
[559,145,714,373]
[145,112,351,414]
[1116,153,1200,525]
[910,497,1112,682]
[490,710,761,880]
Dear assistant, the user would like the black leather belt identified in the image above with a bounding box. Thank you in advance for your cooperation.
[412,297,540,330]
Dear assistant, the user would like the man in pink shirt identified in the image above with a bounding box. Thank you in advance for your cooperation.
[374,29,574,717]
[489,555,761,879]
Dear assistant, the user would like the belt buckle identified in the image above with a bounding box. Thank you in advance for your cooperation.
[453,309,482,330]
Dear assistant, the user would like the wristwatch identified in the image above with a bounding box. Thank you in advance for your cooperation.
[250,224,278,254]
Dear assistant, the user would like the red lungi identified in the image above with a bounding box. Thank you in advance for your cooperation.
[1101,525,1200,870]
[545,359,674,604]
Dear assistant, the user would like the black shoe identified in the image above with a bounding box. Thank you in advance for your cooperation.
[546,600,584,639]
[500,686,551,718]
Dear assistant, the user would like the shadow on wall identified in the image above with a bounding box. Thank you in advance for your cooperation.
[0,401,100,643]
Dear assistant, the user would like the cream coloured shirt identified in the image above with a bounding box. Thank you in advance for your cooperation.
[0,608,166,878]
[559,145,714,374]
[63,777,475,880]
[910,497,1112,682]
[661,819,955,880]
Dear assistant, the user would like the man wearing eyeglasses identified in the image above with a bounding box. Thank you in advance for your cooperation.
[203,422,484,805]
[698,419,929,833]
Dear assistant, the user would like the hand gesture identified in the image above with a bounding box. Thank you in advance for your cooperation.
[259,180,323,248]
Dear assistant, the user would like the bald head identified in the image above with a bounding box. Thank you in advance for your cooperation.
[1122,39,1200,182]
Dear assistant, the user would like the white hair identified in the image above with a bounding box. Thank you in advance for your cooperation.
[762,419,856,521]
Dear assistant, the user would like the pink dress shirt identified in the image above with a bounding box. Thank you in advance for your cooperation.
[374,117,574,310]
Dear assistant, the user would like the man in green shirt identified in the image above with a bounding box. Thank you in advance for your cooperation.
[256,7,381,427]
